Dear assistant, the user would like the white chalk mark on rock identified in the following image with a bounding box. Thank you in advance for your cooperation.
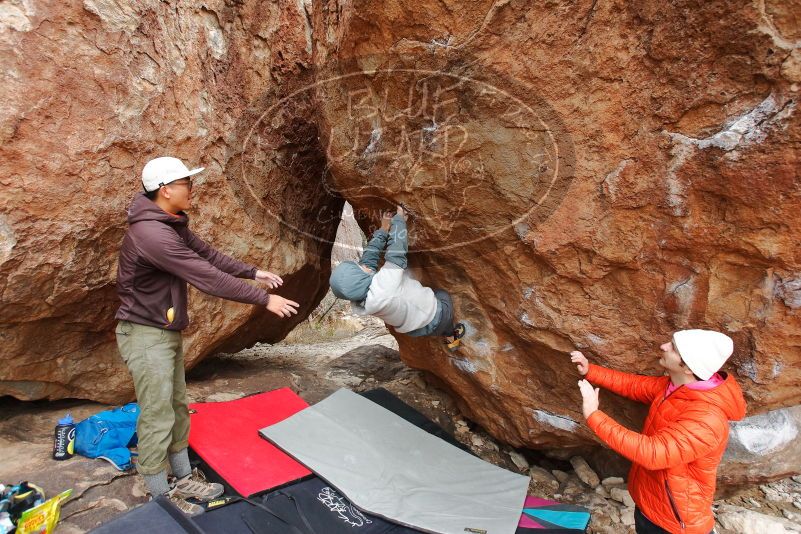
[532,409,578,432]
[775,276,801,309]
[450,357,478,374]
[754,0,801,51]
[199,8,227,60]
[0,215,16,264]
[0,0,34,32]
[601,158,633,201]
[83,0,143,34]
[729,408,799,455]
[663,94,796,216]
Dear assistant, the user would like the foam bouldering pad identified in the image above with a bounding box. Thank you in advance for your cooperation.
[360,389,588,533]
[517,496,591,532]
[189,388,312,497]
[89,496,204,534]
[359,388,471,454]
[260,388,529,534]
[252,476,421,534]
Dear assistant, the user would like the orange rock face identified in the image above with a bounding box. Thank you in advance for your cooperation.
[308,0,801,459]
[1,0,800,484]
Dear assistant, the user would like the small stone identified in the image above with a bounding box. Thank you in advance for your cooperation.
[621,507,635,526]
[782,508,801,522]
[610,487,635,508]
[552,470,570,483]
[717,504,801,533]
[570,456,600,488]
[792,475,801,484]
[470,434,484,447]
[594,485,610,498]
[562,477,586,498]
[529,466,559,489]
[131,477,147,498]
[431,400,440,407]
[412,374,426,390]
[602,476,625,487]
[746,497,761,508]
[509,451,529,471]
[762,485,793,503]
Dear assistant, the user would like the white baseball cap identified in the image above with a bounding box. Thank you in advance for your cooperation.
[672,329,734,380]
[141,156,204,192]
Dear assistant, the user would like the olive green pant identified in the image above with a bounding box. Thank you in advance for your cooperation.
[115,320,190,476]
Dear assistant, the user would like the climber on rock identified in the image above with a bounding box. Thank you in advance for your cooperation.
[329,205,465,349]
[115,156,300,515]
[571,330,746,534]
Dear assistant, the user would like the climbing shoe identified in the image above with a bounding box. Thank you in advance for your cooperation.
[451,323,466,339]
[445,323,466,351]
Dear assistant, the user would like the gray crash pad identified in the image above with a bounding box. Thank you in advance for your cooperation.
[260,388,529,534]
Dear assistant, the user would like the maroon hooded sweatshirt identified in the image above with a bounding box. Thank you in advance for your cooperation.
[115,193,269,331]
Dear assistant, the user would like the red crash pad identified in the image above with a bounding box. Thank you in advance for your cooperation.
[188,388,311,497]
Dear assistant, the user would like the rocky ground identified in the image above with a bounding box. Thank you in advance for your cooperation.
[0,309,799,534]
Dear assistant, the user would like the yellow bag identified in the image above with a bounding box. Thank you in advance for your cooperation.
[16,489,72,534]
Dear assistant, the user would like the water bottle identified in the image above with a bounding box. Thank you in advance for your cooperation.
[53,414,75,460]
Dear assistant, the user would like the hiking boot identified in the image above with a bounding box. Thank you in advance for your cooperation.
[170,468,224,502]
[166,491,204,517]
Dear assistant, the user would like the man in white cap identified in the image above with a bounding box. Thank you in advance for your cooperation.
[115,156,300,515]
[570,330,746,534]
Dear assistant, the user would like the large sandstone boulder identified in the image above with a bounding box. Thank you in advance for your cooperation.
[1,0,799,486]
[307,0,801,479]
[719,405,801,488]
[0,0,342,402]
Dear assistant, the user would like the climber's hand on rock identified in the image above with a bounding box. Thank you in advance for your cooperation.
[381,211,393,232]
[256,270,283,289]
[267,295,299,318]
[578,379,600,419]
[396,205,408,221]
[571,351,589,376]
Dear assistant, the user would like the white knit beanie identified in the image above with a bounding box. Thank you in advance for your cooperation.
[672,329,734,380]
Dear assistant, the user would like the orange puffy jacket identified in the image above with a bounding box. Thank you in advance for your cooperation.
[585,364,746,534]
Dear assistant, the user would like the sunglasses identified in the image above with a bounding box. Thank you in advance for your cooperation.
[167,179,193,191]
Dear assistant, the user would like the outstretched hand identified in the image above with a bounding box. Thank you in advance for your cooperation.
[256,270,283,289]
[396,205,408,221]
[267,295,299,318]
[570,350,589,376]
[578,379,600,419]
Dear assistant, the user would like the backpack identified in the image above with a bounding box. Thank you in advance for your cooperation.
[75,403,139,470]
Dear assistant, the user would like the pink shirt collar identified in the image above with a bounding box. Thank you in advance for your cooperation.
[666,372,725,397]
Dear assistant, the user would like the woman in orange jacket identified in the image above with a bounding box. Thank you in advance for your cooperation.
[572,329,747,534]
